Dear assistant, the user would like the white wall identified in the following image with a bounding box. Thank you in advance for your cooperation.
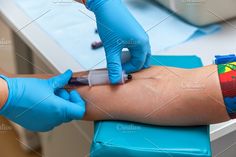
[0,17,16,74]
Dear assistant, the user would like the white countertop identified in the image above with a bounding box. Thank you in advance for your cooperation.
[1,0,236,141]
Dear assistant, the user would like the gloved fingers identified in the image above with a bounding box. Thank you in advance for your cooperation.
[63,90,86,121]
[123,35,152,73]
[123,46,147,74]
[143,45,152,69]
[55,89,70,100]
[49,70,72,90]
[69,90,85,107]
[105,48,123,84]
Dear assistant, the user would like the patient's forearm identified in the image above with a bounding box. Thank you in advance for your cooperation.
[75,65,230,126]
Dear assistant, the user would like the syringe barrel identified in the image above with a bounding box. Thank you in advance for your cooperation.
[88,70,125,86]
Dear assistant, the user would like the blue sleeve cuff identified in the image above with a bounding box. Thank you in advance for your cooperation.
[215,54,236,64]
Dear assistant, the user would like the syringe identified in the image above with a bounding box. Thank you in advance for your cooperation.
[68,69,132,87]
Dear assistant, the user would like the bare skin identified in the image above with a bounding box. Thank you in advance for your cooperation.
[0,78,8,109]
[74,65,230,126]
[0,66,230,126]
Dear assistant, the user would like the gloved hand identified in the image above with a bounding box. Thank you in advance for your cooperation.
[86,0,151,84]
[0,70,85,132]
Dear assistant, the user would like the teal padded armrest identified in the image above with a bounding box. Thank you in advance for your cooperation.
[91,55,212,157]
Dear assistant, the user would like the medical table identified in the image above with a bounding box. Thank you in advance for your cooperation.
[156,0,236,26]
[0,0,236,157]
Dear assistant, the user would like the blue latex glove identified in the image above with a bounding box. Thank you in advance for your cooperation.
[0,70,85,132]
[86,0,151,84]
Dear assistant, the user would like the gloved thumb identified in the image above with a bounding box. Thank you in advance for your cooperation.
[49,70,72,90]
[64,90,86,121]
[106,48,123,84]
